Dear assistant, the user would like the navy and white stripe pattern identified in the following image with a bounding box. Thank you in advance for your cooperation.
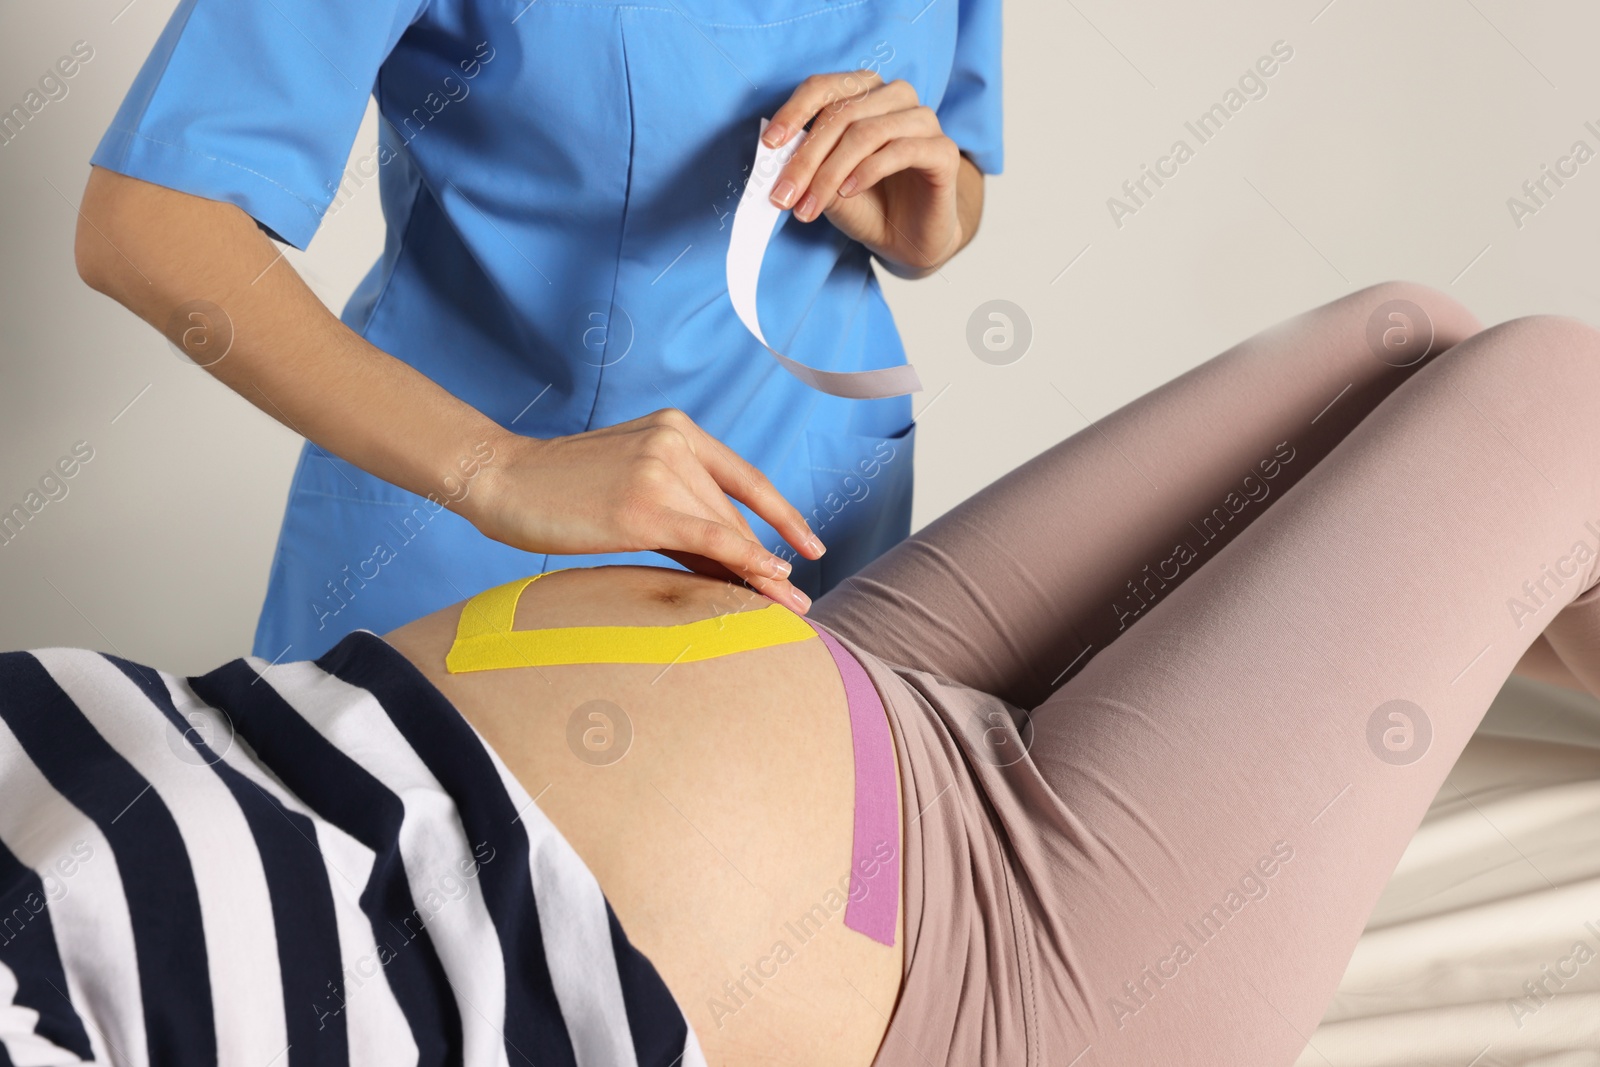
[0,630,706,1067]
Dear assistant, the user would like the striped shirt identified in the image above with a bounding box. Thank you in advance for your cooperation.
[0,630,705,1067]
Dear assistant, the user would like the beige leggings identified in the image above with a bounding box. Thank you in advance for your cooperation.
[810,282,1600,1065]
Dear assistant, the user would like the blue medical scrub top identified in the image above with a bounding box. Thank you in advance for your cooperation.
[93,0,1004,660]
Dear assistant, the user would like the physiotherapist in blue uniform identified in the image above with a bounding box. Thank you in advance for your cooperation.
[78,0,1003,660]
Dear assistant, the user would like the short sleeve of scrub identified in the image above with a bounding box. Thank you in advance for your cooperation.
[936,0,1004,176]
[90,0,430,250]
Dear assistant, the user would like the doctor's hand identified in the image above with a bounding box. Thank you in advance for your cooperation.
[764,70,984,278]
[468,408,824,613]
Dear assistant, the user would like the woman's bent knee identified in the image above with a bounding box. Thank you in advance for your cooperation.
[1413,312,1600,491]
[1496,312,1600,352]
[1348,279,1484,353]
[1451,313,1600,385]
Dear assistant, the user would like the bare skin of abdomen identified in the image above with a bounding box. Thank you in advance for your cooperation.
[382,565,904,1066]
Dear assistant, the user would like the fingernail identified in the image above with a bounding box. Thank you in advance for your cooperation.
[765,556,792,579]
[795,192,817,221]
[838,175,858,197]
[789,586,811,611]
[771,179,797,209]
[806,535,826,557]
[763,122,788,147]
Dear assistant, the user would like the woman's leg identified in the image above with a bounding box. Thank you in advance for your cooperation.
[811,281,1484,710]
[995,315,1600,1064]
[1513,631,1591,693]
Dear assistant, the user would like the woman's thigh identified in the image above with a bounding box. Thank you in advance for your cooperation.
[1012,315,1600,1065]
[811,281,1483,710]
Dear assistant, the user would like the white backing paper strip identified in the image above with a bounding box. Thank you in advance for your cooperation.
[726,118,923,399]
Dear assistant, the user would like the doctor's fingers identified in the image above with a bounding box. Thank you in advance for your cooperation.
[641,489,808,610]
[799,116,954,223]
[618,422,755,537]
[664,441,771,548]
[619,412,765,538]
[766,76,920,207]
[764,69,891,150]
[683,427,824,561]
[632,408,823,560]
[620,432,815,605]
[656,439,824,602]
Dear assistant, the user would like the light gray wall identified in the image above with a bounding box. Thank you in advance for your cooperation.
[3,0,1597,673]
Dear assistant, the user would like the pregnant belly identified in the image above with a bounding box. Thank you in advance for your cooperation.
[383,566,904,1066]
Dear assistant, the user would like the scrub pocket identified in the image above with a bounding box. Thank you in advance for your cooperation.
[804,420,917,592]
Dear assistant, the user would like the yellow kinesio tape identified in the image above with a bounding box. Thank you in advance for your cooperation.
[445,569,818,673]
